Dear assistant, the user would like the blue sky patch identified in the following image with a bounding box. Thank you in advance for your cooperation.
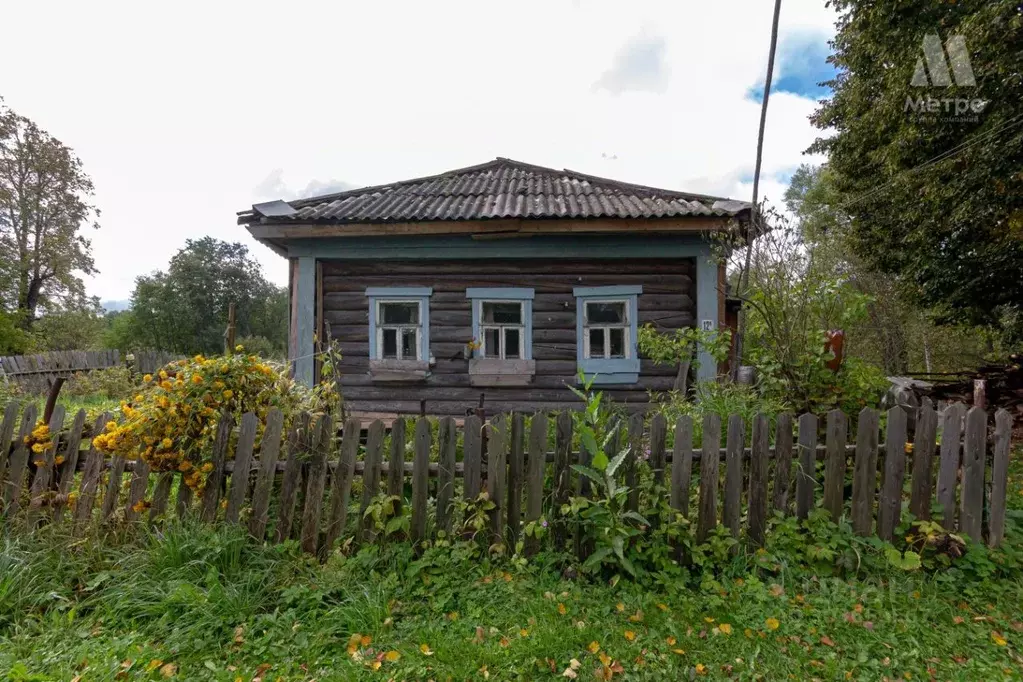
[746,31,835,103]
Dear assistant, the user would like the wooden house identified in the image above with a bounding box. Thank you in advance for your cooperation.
[238,158,751,416]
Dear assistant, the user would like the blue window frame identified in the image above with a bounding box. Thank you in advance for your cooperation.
[366,287,432,361]
[574,285,641,384]
[466,288,534,360]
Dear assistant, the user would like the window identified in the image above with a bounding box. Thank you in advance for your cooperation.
[366,288,432,379]
[574,286,641,384]
[466,288,535,386]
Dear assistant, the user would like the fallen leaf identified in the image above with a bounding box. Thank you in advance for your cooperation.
[474,627,485,643]
[719,624,733,635]
[766,618,780,631]
[666,636,677,646]
[615,602,625,612]
[598,652,611,666]
[820,636,836,647]
[368,661,381,671]
[672,648,686,655]
[992,632,1008,647]
[361,635,372,647]
[624,630,636,641]
[629,611,644,623]
[953,616,965,624]
[159,663,177,678]
[657,603,668,612]
[500,636,510,648]
[770,584,784,597]
[557,603,568,615]
[588,641,600,653]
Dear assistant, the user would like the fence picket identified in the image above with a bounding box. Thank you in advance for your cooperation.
[103,454,127,522]
[387,418,407,522]
[226,412,259,524]
[200,412,235,523]
[937,403,964,530]
[625,413,643,512]
[323,417,361,553]
[988,409,1013,547]
[27,405,65,527]
[300,416,332,554]
[149,473,174,521]
[506,413,525,547]
[0,402,19,491]
[723,414,743,541]
[748,413,770,548]
[771,413,794,513]
[463,415,483,502]
[435,417,457,537]
[851,408,879,536]
[649,413,668,488]
[670,416,694,518]
[358,420,385,543]
[275,413,309,543]
[487,414,508,547]
[524,413,547,557]
[53,409,87,523]
[248,408,284,540]
[124,459,151,523]
[908,403,938,520]
[795,413,819,521]
[410,417,431,547]
[3,404,37,517]
[696,413,721,543]
[822,410,847,521]
[960,406,986,542]
[553,411,573,550]
[877,407,907,541]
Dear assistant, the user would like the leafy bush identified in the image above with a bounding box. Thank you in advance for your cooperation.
[234,335,281,359]
[64,366,138,401]
[92,352,309,491]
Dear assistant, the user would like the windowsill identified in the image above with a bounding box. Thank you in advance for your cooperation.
[578,358,640,386]
[468,358,536,387]
[369,359,429,383]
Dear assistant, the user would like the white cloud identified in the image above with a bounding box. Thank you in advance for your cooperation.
[0,0,838,299]
[593,28,670,95]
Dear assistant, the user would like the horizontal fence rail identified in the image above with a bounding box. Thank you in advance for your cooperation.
[0,350,182,393]
[0,400,1015,559]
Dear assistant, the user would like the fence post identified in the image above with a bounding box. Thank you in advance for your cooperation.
[696,413,721,543]
[435,417,457,538]
[358,420,385,544]
[959,406,986,542]
[486,414,508,549]
[723,413,744,541]
[506,413,525,548]
[795,413,819,521]
[877,407,907,541]
[323,417,361,553]
[747,413,770,548]
[200,412,235,523]
[937,403,964,530]
[248,408,284,540]
[524,413,547,557]
[851,408,879,536]
[822,410,847,521]
[226,412,259,524]
[908,403,938,521]
[988,409,1012,547]
[410,417,431,548]
[669,416,694,519]
[771,413,794,513]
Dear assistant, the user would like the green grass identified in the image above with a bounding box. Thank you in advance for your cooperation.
[1,522,1022,681]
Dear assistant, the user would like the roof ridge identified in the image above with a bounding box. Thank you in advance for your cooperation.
[559,167,738,204]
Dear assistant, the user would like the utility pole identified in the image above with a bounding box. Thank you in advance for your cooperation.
[731,0,783,380]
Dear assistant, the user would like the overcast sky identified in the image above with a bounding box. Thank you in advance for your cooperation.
[0,0,838,303]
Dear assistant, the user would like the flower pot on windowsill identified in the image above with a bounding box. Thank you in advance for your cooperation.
[468,358,536,387]
[369,359,429,383]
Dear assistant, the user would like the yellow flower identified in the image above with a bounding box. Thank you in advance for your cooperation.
[695,663,707,675]
[719,623,733,635]
[557,603,567,615]
[143,374,153,383]
[31,443,46,453]
[766,618,780,631]
[587,641,600,653]
[992,632,1008,646]
[360,634,372,646]
[160,381,172,391]
[368,661,381,671]
[235,344,244,352]
[384,650,400,662]
[616,602,625,612]
[904,442,914,454]
[200,462,213,473]
[191,374,203,384]
[223,389,234,399]
[419,643,434,656]
[624,630,636,641]
[666,636,677,646]
[161,438,173,450]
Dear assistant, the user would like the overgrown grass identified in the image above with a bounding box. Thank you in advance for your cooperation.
[1,520,1022,681]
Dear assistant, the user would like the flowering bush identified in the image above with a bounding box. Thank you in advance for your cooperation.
[24,420,53,466]
[92,349,307,490]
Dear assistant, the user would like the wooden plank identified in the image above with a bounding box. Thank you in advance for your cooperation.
[486,414,508,547]
[435,417,457,537]
[123,458,151,523]
[822,410,848,521]
[937,403,964,530]
[275,413,310,543]
[225,412,259,524]
[149,472,174,521]
[200,412,235,523]
[102,453,127,522]
[323,417,362,553]
[524,413,547,557]
[410,417,431,547]
[300,416,332,554]
[175,475,194,519]
[553,411,573,550]
[247,408,284,540]
[670,416,694,518]
[53,409,87,523]
[0,402,21,495]
[795,413,819,521]
[3,404,37,518]
[988,409,1013,548]
[72,413,108,527]
[771,413,794,513]
[387,417,406,506]
[506,413,525,547]
[27,405,65,526]
[696,413,721,543]
[723,413,743,540]
[851,408,879,536]
[747,413,770,547]
[649,413,668,488]
[908,403,938,520]
[462,415,483,502]
[625,413,644,512]
[878,407,908,540]
[358,419,385,542]
[959,406,986,543]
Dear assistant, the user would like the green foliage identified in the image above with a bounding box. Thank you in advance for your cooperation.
[32,303,107,351]
[234,335,280,359]
[363,494,410,539]
[0,310,32,355]
[63,366,138,401]
[650,382,788,446]
[810,0,1023,343]
[637,324,730,375]
[127,238,288,355]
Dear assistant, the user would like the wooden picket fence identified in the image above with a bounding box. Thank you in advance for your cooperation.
[0,349,181,393]
[0,400,1015,557]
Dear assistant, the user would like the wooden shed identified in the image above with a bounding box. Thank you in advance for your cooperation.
[239,158,751,416]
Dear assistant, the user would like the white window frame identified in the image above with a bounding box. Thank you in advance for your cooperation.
[466,288,534,361]
[478,299,526,360]
[375,299,422,361]
[581,298,631,360]
[573,285,642,385]
[366,287,432,363]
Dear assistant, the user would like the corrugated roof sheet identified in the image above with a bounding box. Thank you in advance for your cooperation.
[240,158,751,225]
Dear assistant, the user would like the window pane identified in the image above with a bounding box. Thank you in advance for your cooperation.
[401,329,418,359]
[609,328,625,358]
[505,328,521,359]
[382,328,398,359]
[484,327,501,358]
[586,301,626,324]
[380,302,419,325]
[482,302,521,324]
[588,328,605,358]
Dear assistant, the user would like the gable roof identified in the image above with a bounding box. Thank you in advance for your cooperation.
[239,158,751,225]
